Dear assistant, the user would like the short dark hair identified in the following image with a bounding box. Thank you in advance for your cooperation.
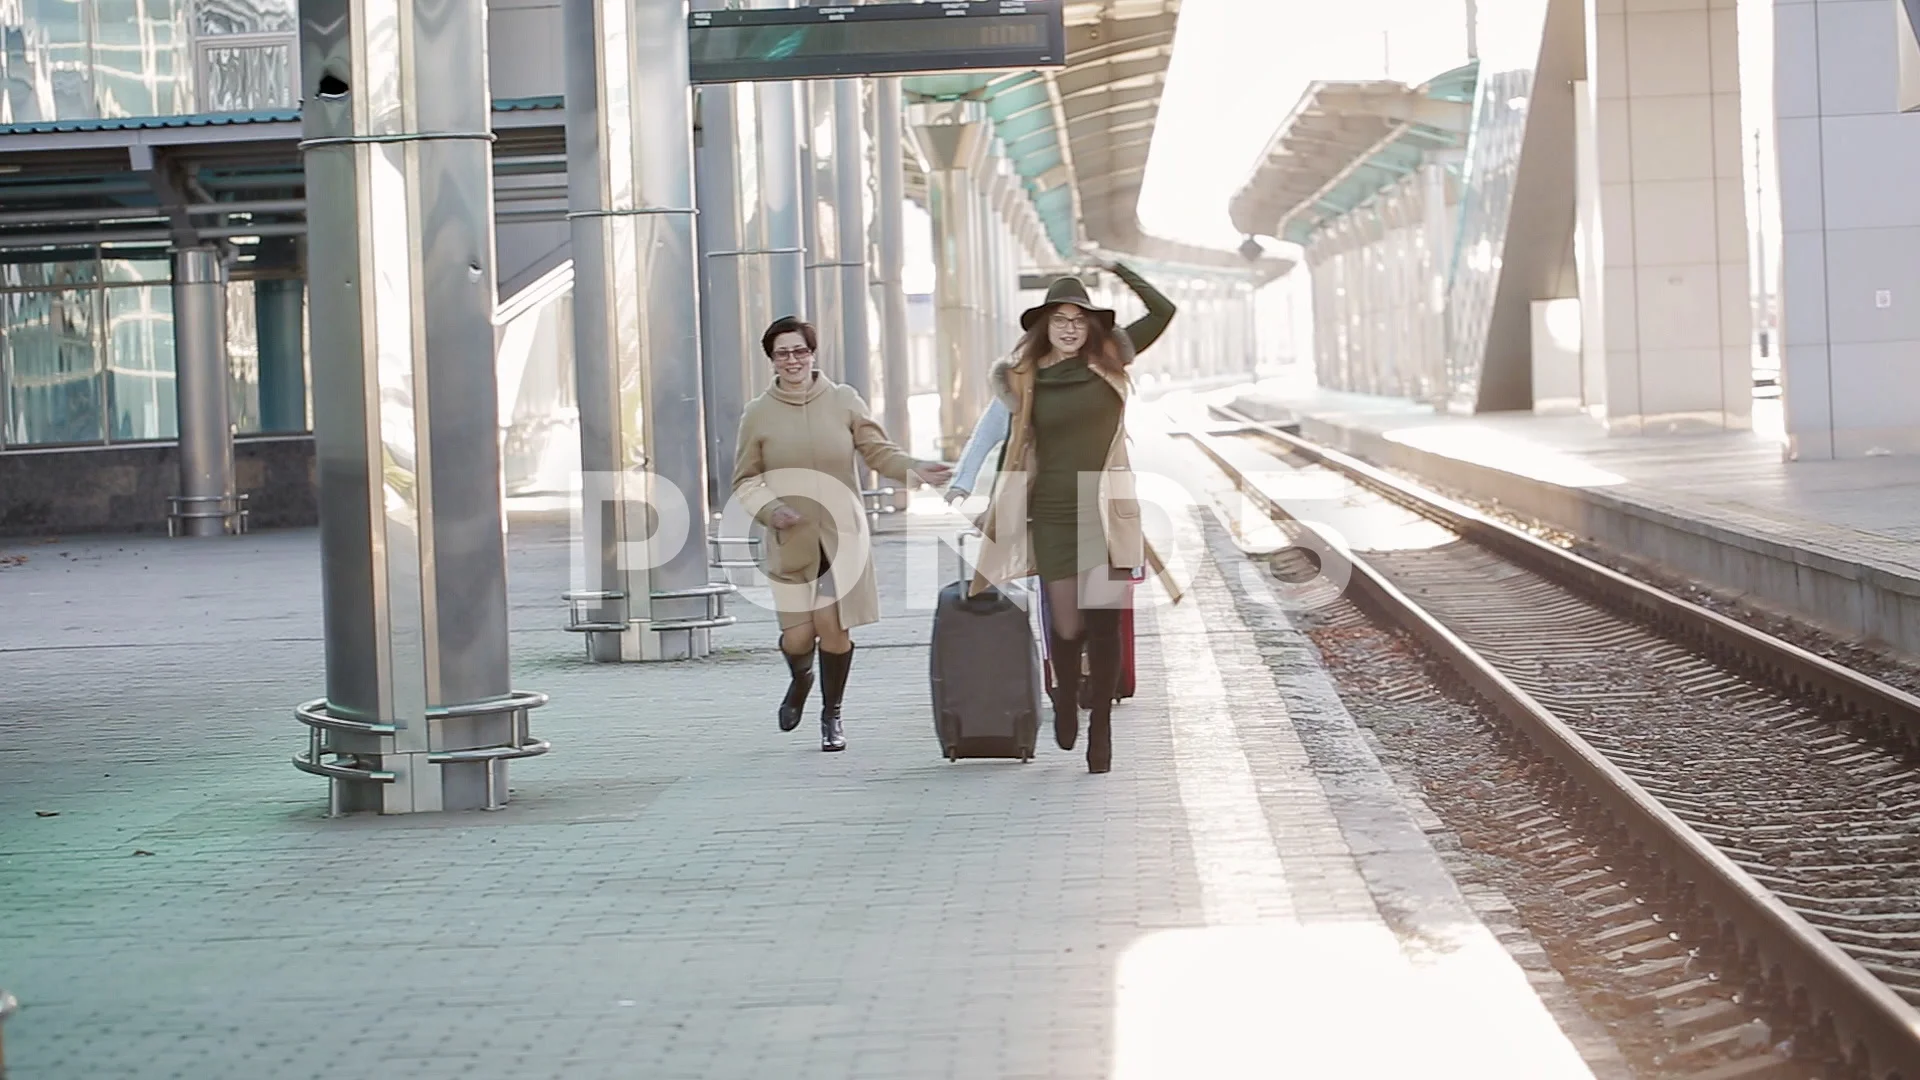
[761,316,818,358]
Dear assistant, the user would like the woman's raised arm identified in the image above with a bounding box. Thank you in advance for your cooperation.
[1109,260,1177,355]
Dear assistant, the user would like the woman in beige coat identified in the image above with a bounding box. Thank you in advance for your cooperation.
[732,316,951,752]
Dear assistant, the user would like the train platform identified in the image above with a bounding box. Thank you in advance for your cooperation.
[0,418,1621,1080]
[1228,369,1920,659]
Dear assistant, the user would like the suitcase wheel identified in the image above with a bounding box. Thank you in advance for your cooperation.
[939,713,958,762]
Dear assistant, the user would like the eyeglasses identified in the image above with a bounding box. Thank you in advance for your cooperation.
[772,346,814,361]
[1049,315,1088,331]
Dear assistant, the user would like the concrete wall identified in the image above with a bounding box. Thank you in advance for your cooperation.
[0,437,317,538]
[1584,0,1753,435]
[1776,0,1920,460]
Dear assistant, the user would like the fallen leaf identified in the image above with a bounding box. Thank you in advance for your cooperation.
[34,810,58,817]
[132,849,154,857]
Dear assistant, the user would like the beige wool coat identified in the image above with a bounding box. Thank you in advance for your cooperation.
[731,373,917,631]
[967,338,1183,605]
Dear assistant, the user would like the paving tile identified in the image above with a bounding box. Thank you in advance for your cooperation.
[0,427,1603,1078]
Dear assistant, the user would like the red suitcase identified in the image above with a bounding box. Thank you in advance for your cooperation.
[1038,572,1138,705]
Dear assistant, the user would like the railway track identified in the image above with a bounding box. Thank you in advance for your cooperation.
[1183,407,1920,1080]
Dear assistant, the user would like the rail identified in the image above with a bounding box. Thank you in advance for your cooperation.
[166,492,250,537]
[1184,407,1920,1079]
[562,533,755,651]
[292,690,550,814]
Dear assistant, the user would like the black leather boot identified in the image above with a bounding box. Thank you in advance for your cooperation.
[778,642,814,732]
[1047,630,1084,751]
[1084,610,1121,774]
[817,644,854,752]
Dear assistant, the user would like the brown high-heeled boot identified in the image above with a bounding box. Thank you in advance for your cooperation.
[817,643,854,752]
[778,642,814,732]
[1047,629,1084,751]
[1084,610,1121,774]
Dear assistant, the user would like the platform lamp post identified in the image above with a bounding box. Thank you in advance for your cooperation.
[290,0,549,814]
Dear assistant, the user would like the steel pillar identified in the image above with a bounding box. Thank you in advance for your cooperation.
[716,50,805,415]
[739,77,808,329]
[910,99,988,458]
[694,78,746,510]
[874,78,911,452]
[563,0,723,663]
[803,81,845,379]
[254,237,308,434]
[294,0,546,814]
[833,77,871,403]
[992,160,1017,354]
[971,153,996,370]
[255,275,308,434]
[980,163,1004,363]
[169,246,235,539]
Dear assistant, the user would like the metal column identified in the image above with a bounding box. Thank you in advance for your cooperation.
[694,78,746,510]
[803,81,847,380]
[293,0,546,814]
[798,88,819,325]
[169,246,236,538]
[910,99,988,458]
[833,78,871,403]
[874,78,912,454]
[971,153,996,369]
[255,276,308,433]
[563,0,725,663]
[254,237,308,434]
[725,61,806,406]
[740,79,808,326]
[981,162,1006,362]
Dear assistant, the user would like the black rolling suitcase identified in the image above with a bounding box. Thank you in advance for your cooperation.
[929,530,1044,762]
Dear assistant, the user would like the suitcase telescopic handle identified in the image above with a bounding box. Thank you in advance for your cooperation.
[952,525,980,586]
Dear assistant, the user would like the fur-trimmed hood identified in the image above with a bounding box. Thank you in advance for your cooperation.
[988,333,1136,411]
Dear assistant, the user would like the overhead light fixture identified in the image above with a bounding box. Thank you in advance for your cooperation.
[0,165,22,175]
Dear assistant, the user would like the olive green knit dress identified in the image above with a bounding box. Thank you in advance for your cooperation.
[1027,263,1176,583]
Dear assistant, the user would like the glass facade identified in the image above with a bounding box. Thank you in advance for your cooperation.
[0,253,296,449]
[1441,0,1549,412]
[0,0,295,123]
[102,259,177,441]
[1305,168,1458,405]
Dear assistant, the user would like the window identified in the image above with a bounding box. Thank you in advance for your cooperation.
[2,288,106,446]
[1,253,303,448]
[197,39,293,111]
[103,284,178,441]
[0,0,296,123]
[192,0,296,113]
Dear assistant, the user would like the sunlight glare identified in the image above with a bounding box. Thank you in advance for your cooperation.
[1114,923,1598,1079]
[1139,0,1474,250]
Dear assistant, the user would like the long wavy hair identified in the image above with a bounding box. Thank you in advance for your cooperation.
[1016,302,1128,380]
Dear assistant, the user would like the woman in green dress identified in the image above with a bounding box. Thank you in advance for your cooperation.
[969,260,1176,773]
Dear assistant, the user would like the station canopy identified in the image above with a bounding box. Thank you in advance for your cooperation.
[1227,63,1477,248]
[904,0,1288,280]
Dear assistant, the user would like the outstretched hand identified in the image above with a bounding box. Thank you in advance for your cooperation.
[913,461,953,487]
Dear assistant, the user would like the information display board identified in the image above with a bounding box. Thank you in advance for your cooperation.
[688,1,1067,84]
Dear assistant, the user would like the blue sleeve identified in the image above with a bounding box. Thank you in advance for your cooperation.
[947,398,1010,496]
